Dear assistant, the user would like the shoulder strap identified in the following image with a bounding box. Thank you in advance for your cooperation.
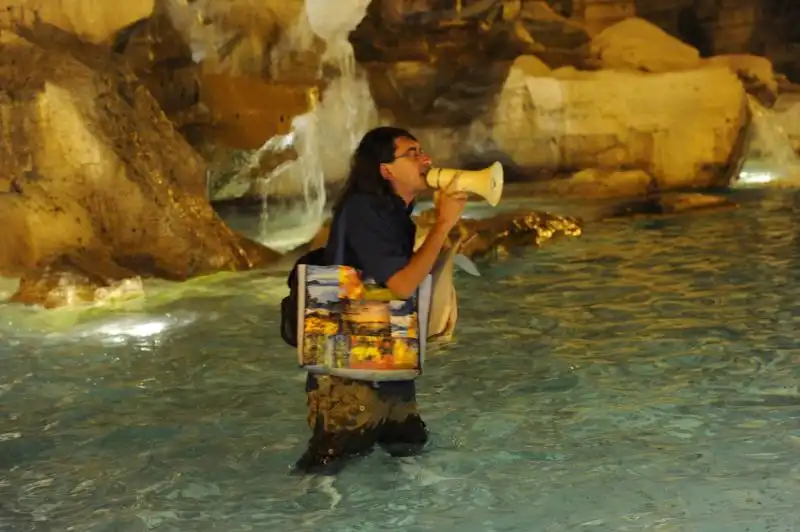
[334,205,347,265]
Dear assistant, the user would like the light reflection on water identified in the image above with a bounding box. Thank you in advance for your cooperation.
[1,189,800,531]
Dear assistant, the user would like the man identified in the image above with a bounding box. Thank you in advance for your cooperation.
[294,126,467,474]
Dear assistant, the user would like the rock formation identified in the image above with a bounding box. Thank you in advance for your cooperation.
[705,54,779,107]
[588,17,702,72]
[201,3,796,203]
[0,24,279,307]
[432,210,584,261]
[413,54,749,197]
[350,0,592,128]
[0,0,155,45]
[2,0,800,308]
[157,0,375,205]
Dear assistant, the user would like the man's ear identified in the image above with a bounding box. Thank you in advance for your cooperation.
[379,163,393,180]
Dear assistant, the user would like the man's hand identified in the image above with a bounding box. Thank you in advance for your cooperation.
[434,177,467,232]
[386,171,466,299]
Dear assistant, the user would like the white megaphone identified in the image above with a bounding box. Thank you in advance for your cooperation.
[425,161,504,207]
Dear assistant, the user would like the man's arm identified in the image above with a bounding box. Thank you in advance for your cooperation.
[388,190,466,298]
[346,201,448,299]
[385,221,449,299]
[347,193,464,300]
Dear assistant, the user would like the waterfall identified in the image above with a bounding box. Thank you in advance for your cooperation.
[253,0,379,252]
[166,0,378,252]
[735,95,800,188]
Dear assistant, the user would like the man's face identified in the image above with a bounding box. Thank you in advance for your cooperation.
[381,136,432,197]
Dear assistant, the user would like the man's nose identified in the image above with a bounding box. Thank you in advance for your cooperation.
[419,153,432,166]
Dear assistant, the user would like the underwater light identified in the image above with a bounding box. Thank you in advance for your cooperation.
[737,170,777,184]
[94,318,171,338]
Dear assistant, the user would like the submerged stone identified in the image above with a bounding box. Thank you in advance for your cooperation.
[411,209,584,261]
[603,193,738,219]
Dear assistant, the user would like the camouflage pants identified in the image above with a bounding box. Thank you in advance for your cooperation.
[295,375,428,474]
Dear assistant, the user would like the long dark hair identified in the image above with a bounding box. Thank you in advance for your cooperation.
[332,126,417,213]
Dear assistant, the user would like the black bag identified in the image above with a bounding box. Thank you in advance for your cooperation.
[280,248,326,347]
[279,208,347,347]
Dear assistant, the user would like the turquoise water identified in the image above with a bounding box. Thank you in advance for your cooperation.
[1,189,800,531]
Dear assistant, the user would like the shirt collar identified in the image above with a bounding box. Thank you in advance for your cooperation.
[388,192,415,215]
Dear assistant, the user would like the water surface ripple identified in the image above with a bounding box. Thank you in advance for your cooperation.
[1,190,800,531]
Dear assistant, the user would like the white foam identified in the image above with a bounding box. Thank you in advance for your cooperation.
[735,95,800,187]
[255,0,379,249]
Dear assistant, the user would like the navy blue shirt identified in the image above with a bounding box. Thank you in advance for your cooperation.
[323,192,416,284]
[306,191,418,396]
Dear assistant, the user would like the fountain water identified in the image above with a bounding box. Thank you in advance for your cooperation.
[735,95,800,187]
[165,0,379,253]
[6,8,800,524]
[247,0,379,252]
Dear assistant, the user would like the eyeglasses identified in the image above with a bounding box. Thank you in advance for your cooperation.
[394,147,427,161]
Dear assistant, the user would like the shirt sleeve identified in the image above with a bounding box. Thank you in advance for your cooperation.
[344,196,409,286]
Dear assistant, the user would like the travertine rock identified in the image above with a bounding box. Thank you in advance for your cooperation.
[589,17,701,72]
[112,6,199,122]
[202,0,379,203]
[511,54,552,77]
[165,0,320,81]
[573,0,636,36]
[0,0,154,44]
[530,168,656,198]
[0,25,278,307]
[604,193,738,218]
[415,64,748,194]
[519,0,592,52]
[350,0,591,128]
[705,54,779,107]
